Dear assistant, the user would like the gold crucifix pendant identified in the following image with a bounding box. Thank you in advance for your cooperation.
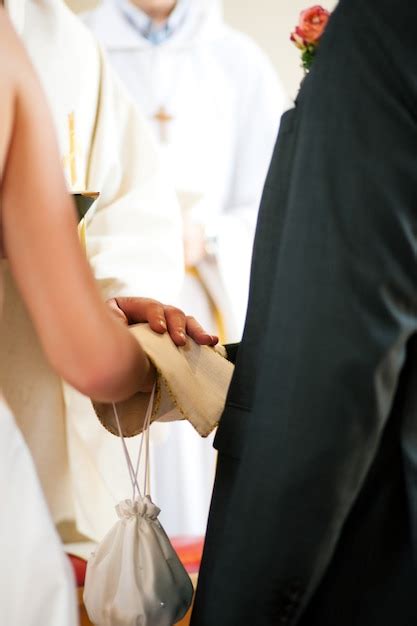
[153,106,174,143]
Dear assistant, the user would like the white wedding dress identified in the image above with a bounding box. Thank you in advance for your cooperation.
[0,264,78,625]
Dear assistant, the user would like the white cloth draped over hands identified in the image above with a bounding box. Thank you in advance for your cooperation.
[93,324,234,439]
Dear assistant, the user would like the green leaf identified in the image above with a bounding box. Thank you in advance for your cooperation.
[301,44,317,72]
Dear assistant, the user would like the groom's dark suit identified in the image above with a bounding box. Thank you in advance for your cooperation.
[191,1,417,624]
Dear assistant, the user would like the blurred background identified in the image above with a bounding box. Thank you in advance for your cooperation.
[66,0,337,100]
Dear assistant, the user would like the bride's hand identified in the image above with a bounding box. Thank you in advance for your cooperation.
[106,297,219,348]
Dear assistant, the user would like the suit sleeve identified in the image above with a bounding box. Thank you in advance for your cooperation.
[224,343,240,365]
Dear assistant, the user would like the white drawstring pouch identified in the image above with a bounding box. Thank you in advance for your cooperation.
[83,386,194,626]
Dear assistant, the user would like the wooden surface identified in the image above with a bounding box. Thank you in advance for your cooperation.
[77,588,92,626]
[175,604,193,626]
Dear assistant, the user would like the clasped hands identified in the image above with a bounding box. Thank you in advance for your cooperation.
[106,296,218,347]
[91,297,224,432]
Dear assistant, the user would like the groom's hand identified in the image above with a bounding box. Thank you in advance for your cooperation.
[106,297,218,348]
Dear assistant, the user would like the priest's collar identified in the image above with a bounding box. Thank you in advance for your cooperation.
[118,0,190,45]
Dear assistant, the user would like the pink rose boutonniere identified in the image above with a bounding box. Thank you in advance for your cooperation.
[291,5,330,73]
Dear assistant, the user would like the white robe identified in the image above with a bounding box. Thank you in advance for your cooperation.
[85,0,288,536]
[0,399,78,626]
[1,0,183,553]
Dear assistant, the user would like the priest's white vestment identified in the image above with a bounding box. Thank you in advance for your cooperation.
[85,0,287,340]
[1,0,183,552]
[85,0,288,536]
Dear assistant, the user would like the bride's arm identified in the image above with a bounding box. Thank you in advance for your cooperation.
[0,10,154,403]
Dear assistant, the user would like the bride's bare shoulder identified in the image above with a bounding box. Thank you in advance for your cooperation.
[0,7,29,70]
[0,9,18,176]
[0,7,45,163]
[0,7,37,94]
[0,9,14,77]
[0,7,35,175]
